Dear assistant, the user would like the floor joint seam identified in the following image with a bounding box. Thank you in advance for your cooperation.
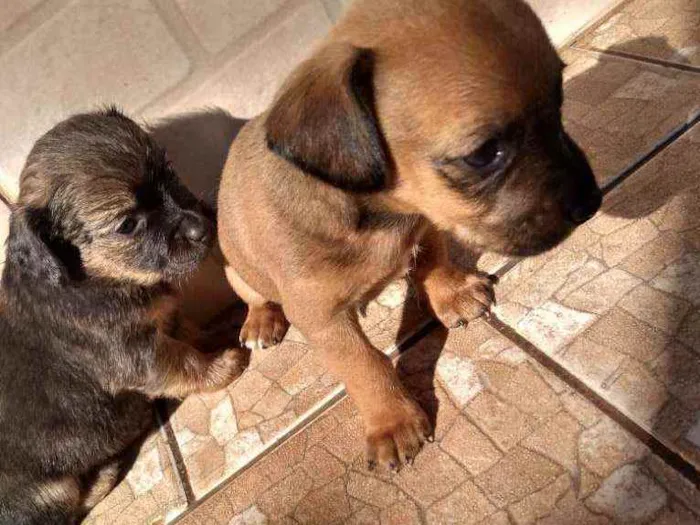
[572,45,700,74]
[601,113,700,196]
[485,315,700,489]
[556,0,633,51]
[156,399,197,506]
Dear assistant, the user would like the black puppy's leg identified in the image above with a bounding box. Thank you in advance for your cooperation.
[140,335,247,399]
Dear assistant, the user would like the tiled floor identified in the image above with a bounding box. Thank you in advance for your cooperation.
[574,0,700,68]
[497,126,700,467]
[1,0,699,523]
[178,324,700,524]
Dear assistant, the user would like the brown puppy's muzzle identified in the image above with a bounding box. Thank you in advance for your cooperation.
[558,131,602,226]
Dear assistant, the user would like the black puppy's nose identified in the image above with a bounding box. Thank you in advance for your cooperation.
[567,189,602,225]
[179,212,210,242]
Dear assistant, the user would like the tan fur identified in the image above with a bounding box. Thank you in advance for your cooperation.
[32,477,81,510]
[80,462,120,512]
[218,0,599,469]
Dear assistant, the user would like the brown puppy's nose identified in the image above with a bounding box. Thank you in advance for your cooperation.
[567,188,602,225]
[179,212,210,242]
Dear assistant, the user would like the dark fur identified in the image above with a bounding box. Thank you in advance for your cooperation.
[0,109,245,524]
[266,45,389,193]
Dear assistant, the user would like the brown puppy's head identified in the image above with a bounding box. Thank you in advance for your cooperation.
[6,108,213,287]
[265,0,601,256]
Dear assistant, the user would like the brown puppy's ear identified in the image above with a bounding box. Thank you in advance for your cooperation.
[3,208,83,286]
[265,44,387,192]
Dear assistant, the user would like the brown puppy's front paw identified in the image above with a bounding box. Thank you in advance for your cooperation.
[203,348,249,391]
[365,398,433,472]
[429,271,497,329]
[240,303,289,350]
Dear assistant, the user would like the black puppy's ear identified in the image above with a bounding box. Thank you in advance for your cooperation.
[5,208,81,285]
[265,44,388,192]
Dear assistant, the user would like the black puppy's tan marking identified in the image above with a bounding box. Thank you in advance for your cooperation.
[0,109,247,524]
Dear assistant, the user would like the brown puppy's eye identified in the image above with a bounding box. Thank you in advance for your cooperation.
[464,138,507,173]
[117,217,140,235]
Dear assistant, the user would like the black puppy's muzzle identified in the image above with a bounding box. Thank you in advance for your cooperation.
[176,210,213,245]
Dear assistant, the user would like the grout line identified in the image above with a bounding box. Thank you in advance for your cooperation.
[565,0,700,74]
[149,0,210,66]
[602,112,700,195]
[574,46,700,74]
[486,315,700,489]
[169,316,435,523]
[155,399,197,506]
[0,0,69,59]
[556,0,633,51]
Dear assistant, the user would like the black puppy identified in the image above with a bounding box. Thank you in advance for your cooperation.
[0,108,247,524]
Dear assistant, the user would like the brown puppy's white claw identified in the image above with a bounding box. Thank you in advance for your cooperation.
[239,303,289,350]
[365,397,432,472]
[425,270,497,328]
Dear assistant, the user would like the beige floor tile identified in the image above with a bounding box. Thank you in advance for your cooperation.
[168,284,428,499]
[84,430,187,524]
[321,0,351,21]
[561,48,700,185]
[160,0,331,120]
[495,125,700,468]
[0,0,190,201]
[174,0,288,54]
[0,0,44,33]
[575,0,700,68]
[527,0,621,47]
[174,320,700,524]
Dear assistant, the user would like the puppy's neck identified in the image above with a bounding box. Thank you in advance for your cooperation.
[2,262,173,321]
[356,197,422,235]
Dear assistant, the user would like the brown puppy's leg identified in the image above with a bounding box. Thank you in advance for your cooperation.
[415,228,496,328]
[240,303,289,350]
[295,309,432,470]
[224,265,289,349]
[141,335,247,399]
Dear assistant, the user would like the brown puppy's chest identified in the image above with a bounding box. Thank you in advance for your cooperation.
[328,218,427,309]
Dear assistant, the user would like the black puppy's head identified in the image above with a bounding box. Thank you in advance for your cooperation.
[7,108,213,287]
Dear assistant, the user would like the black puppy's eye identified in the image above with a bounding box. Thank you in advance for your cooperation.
[117,217,140,235]
[464,138,507,172]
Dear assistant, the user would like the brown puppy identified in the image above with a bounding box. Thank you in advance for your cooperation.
[0,109,247,523]
[217,0,602,470]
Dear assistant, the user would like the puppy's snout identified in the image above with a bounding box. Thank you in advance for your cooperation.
[566,189,602,225]
[178,212,212,243]
[558,130,602,225]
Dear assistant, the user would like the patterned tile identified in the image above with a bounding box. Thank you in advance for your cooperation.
[576,0,700,68]
[84,429,186,525]
[495,126,700,468]
[561,48,700,185]
[168,280,432,499]
[175,320,700,524]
